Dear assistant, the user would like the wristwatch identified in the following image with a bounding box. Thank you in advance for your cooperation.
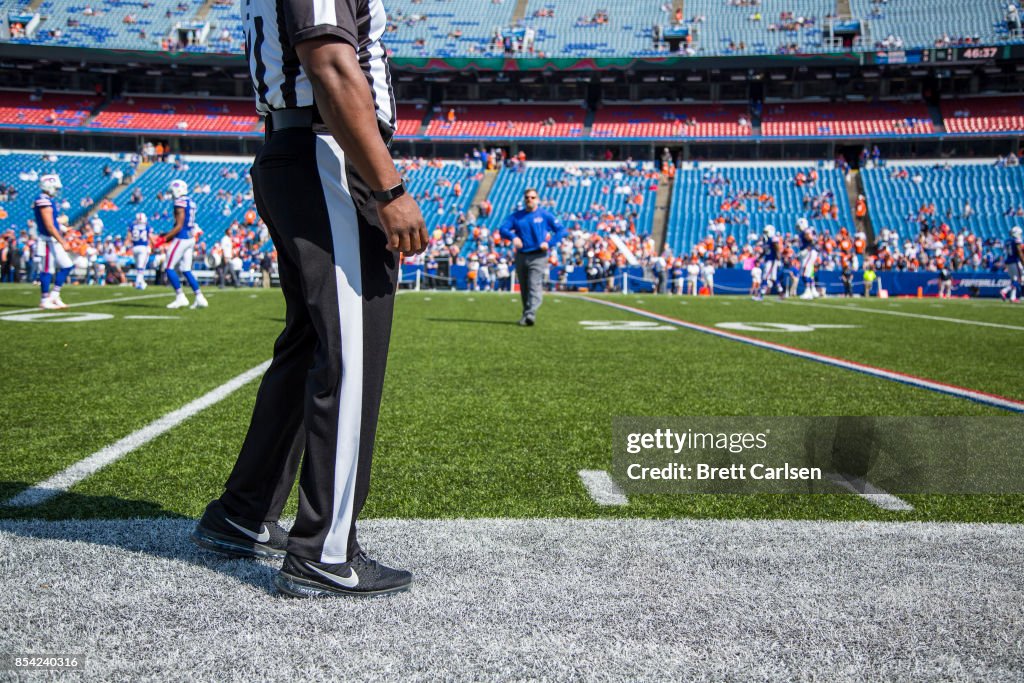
[372,182,406,202]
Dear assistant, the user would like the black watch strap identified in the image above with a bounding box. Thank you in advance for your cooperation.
[372,182,405,202]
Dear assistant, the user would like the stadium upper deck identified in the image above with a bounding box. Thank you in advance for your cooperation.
[2,0,1022,57]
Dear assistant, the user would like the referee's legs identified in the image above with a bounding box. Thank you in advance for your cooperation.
[219,129,396,564]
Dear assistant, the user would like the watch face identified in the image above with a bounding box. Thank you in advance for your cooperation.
[376,183,405,201]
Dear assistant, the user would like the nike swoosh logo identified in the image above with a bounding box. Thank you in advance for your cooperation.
[226,518,270,543]
[308,564,359,588]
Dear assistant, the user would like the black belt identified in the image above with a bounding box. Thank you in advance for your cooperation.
[270,108,314,129]
[268,107,395,146]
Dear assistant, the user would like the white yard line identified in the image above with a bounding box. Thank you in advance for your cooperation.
[826,473,915,512]
[578,470,629,506]
[3,287,257,317]
[3,360,272,508]
[4,292,170,316]
[790,301,1024,332]
[579,297,1024,413]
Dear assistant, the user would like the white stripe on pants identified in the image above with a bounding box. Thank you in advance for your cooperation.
[314,134,365,564]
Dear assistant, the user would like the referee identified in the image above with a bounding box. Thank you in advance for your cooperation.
[190,0,427,597]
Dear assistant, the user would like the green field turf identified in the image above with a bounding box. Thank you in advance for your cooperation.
[1,284,1021,523]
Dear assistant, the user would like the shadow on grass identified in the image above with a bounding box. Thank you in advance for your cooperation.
[0,482,185,521]
[0,484,279,592]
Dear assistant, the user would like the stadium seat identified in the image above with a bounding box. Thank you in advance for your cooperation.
[940,96,1024,135]
[424,104,586,139]
[0,152,131,231]
[461,162,658,258]
[89,96,259,135]
[664,163,854,256]
[848,0,1013,50]
[2,0,1021,56]
[860,162,1024,243]
[0,89,100,129]
[592,103,752,138]
[762,101,935,137]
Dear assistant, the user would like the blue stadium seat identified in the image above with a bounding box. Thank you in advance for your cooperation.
[665,162,853,256]
[0,152,132,232]
[861,163,1024,242]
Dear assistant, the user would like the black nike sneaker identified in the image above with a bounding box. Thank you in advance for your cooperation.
[190,499,288,559]
[274,551,413,597]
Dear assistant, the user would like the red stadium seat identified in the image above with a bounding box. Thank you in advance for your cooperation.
[395,103,427,137]
[762,101,935,137]
[423,104,585,138]
[0,90,100,128]
[591,104,752,138]
[90,96,259,133]
[941,96,1024,134]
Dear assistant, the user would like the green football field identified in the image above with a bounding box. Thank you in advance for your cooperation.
[1,283,1022,523]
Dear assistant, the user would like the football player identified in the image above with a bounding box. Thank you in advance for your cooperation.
[34,174,73,309]
[755,224,783,301]
[1001,225,1023,303]
[129,212,151,290]
[157,179,208,309]
[796,217,819,299]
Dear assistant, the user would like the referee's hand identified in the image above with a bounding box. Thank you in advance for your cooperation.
[378,194,428,255]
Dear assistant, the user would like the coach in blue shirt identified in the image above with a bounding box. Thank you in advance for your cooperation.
[499,188,566,325]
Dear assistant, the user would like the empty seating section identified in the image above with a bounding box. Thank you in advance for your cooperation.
[941,96,1024,134]
[395,103,428,137]
[519,1,666,57]
[762,101,934,137]
[592,104,751,138]
[664,164,853,256]
[17,0,195,50]
[1,89,1022,139]
[205,2,244,53]
[849,0,1012,49]
[384,0,513,57]
[3,0,1023,54]
[860,164,1024,242]
[682,0,830,55]
[471,163,658,252]
[89,96,258,134]
[0,152,130,229]
[398,161,481,235]
[424,104,586,138]
[0,89,100,128]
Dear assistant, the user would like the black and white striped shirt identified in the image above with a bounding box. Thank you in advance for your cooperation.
[243,0,395,129]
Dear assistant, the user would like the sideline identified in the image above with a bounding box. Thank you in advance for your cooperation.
[2,360,272,507]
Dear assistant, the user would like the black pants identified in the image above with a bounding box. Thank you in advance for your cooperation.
[220,127,398,564]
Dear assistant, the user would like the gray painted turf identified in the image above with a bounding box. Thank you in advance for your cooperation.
[1,518,1022,682]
